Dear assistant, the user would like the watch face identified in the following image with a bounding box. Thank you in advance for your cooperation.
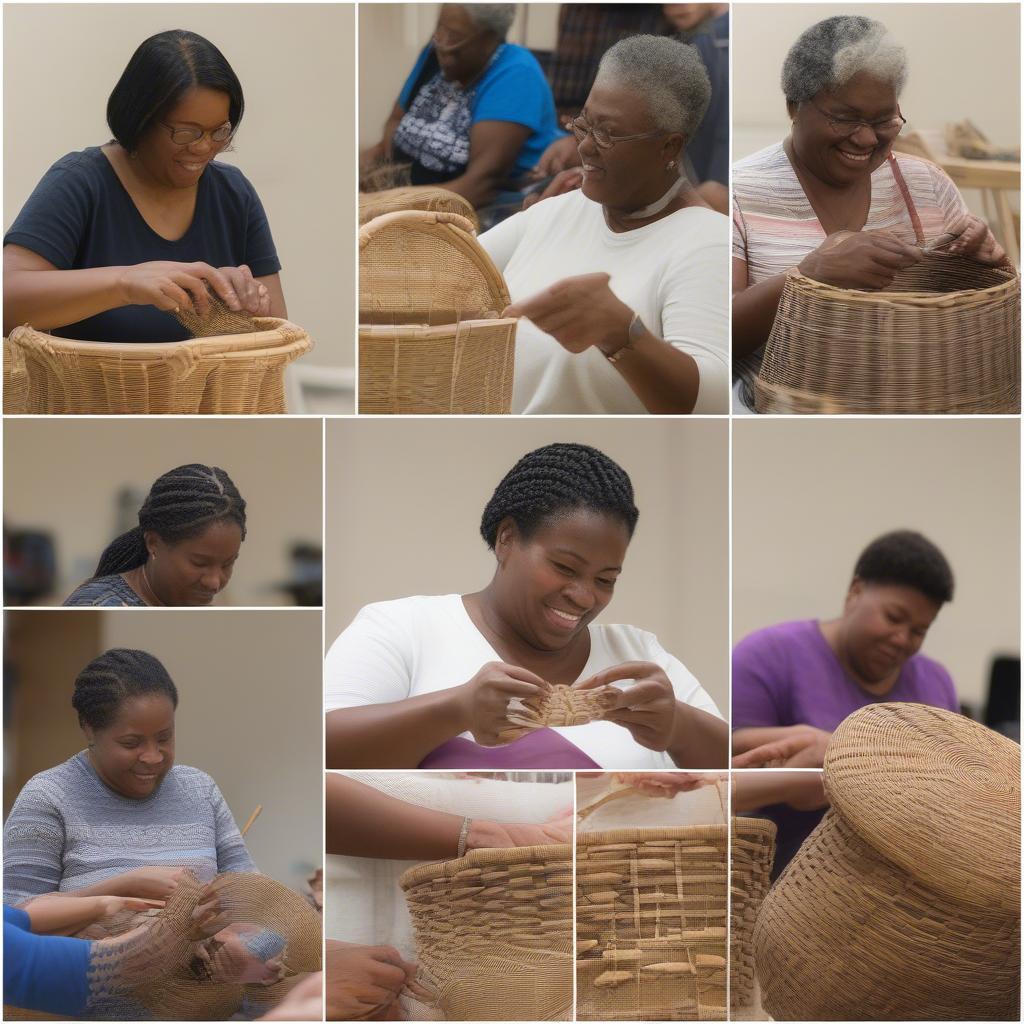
[628,314,645,341]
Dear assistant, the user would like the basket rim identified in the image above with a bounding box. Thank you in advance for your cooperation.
[359,317,518,337]
[399,841,571,889]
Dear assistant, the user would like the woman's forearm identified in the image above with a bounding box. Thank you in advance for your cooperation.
[606,329,702,413]
[732,771,828,813]
[22,895,106,935]
[667,703,729,768]
[731,725,808,755]
[731,274,788,360]
[3,266,128,334]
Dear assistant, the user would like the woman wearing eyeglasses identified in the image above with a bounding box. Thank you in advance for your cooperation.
[732,16,1005,412]
[2,30,285,341]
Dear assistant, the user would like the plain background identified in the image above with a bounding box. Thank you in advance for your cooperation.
[4,610,323,889]
[732,419,1020,714]
[325,418,730,712]
[3,3,355,377]
[4,419,322,606]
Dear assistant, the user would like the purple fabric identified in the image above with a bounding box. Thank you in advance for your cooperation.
[418,729,601,769]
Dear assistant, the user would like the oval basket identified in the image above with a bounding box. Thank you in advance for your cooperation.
[359,186,480,231]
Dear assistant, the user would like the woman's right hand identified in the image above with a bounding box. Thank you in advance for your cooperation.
[798,230,921,290]
[110,865,187,900]
[453,662,551,746]
[325,940,420,1021]
[467,807,573,850]
[117,261,243,315]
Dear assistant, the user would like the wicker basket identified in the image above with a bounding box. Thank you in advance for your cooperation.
[359,186,480,231]
[359,210,516,414]
[6,320,312,414]
[576,827,728,1021]
[756,252,1021,414]
[729,817,775,1013]
[3,336,29,413]
[400,844,573,1020]
[753,703,1020,1021]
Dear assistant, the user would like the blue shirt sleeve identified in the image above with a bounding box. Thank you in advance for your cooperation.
[398,46,433,110]
[472,47,553,132]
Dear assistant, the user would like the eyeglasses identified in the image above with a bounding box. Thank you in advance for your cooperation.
[567,114,666,151]
[808,102,906,139]
[160,121,234,147]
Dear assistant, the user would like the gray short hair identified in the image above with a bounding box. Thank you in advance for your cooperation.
[782,16,908,104]
[594,35,711,139]
[459,4,516,39]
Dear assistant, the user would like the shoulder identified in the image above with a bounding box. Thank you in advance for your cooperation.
[520,188,598,230]
[163,764,220,798]
[488,43,547,80]
[885,151,958,196]
[905,650,957,698]
[203,159,263,203]
[734,620,813,659]
[12,754,87,805]
[26,148,109,197]
[63,576,139,607]
[591,622,673,663]
[662,205,730,253]
[733,142,787,181]
[345,594,460,633]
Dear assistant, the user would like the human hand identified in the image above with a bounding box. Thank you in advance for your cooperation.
[938,214,1006,265]
[94,895,165,920]
[530,136,581,179]
[112,866,188,900]
[195,923,288,985]
[502,272,633,355]
[217,265,271,315]
[325,940,421,1022]
[360,142,387,174]
[612,771,724,797]
[522,168,584,209]
[258,972,322,1020]
[798,230,921,289]
[118,261,243,315]
[467,807,573,850]
[574,662,677,751]
[453,662,551,746]
[731,726,832,769]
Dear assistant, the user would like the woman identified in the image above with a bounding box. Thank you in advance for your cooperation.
[360,4,563,211]
[325,443,727,770]
[63,464,245,607]
[3,648,255,906]
[3,30,285,341]
[477,35,729,414]
[732,16,1006,412]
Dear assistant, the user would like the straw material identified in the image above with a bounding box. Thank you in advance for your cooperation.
[172,287,257,338]
[576,827,728,1021]
[499,685,621,742]
[359,186,480,231]
[728,818,775,1012]
[753,703,1020,1021]
[400,844,572,1020]
[6,320,311,414]
[359,210,516,414]
[756,252,1020,414]
[4,335,29,412]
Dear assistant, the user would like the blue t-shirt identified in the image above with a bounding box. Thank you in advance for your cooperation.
[4,147,281,343]
[396,43,564,179]
[3,905,91,1016]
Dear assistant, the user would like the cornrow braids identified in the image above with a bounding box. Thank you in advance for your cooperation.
[72,649,179,731]
[94,465,246,577]
[480,443,639,549]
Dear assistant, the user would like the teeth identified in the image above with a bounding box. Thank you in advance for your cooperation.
[549,607,581,622]
[181,163,204,171]
[839,151,871,162]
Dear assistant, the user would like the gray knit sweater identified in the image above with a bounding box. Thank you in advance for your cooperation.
[3,751,255,904]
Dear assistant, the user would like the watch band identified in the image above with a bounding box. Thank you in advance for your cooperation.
[457,815,472,858]
[606,312,644,364]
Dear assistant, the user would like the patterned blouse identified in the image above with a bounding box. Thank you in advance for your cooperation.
[63,573,145,607]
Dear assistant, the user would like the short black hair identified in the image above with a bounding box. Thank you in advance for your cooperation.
[853,530,954,605]
[107,30,244,152]
[480,443,639,549]
[72,649,179,731]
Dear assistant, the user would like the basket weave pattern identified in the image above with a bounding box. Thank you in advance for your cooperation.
[729,817,775,1012]
[359,186,480,231]
[500,685,620,742]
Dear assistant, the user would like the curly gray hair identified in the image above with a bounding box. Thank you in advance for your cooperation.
[593,35,711,139]
[459,4,516,39]
[782,16,908,104]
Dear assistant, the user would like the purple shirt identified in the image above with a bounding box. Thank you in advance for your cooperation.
[419,729,600,770]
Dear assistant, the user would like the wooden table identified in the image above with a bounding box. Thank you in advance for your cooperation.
[935,154,1020,265]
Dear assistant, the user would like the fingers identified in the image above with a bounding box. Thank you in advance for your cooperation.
[189,262,242,312]
[574,662,664,691]
[157,280,195,314]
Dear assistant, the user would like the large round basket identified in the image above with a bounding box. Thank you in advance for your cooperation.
[359,210,516,414]
[753,702,1020,1020]
[359,186,480,231]
[729,817,775,1014]
[5,320,312,414]
[399,844,572,1021]
[756,252,1020,414]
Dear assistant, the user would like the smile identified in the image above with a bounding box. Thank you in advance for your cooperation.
[836,148,873,163]
[179,161,207,172]
[545,605,583,630]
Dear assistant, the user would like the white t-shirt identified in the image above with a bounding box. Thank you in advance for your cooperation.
[478,189,729,415]
[324,593,723,769]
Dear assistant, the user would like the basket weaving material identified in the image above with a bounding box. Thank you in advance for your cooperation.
[172,286,257,338]
[359,186,480,231]
[753,703,1020,1021]
[359,210,516,414]
[399,844,572,1020]
[499,685,621,742]
[728,818,775,1012]
[576,827,728,1021]
[4,335,29,412]
[7,320,311,414]
[756,252,1021,414]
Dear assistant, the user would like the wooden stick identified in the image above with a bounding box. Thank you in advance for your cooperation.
[240,804,263,837]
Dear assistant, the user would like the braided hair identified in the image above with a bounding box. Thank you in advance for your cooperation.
[480,443,639,549]
[72,649,179,730]
[94,465,246,577]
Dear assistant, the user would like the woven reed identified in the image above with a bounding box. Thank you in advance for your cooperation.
[360,159,413,193]
[400,844,573,1020]
[754,702,1021,1021]
[756,252,1021,414]
[6,320,311,414]
[4,335,29,412]
[359,210,516,414]
[499,685,621,742]
[172,286,257,338]
[728,818,775,1012]
[359,186,480,231]
[576,827,728,1021]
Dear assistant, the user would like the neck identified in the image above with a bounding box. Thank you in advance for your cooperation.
[457,40,500,88]
[134,562,166,607]
[603,175,693,232]
[819,618,899,695]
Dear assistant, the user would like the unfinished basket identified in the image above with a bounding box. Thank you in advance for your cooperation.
[729,818,775,1013]
[499,685,621,742]
[359,186,480,231]
[359,210,516,414]
[753,703,1020,1021]
[400,844,572,1020]
[576,827,728,1021]
[756,252,1021,414]
[3,336,29,413]
[6,320,312,414]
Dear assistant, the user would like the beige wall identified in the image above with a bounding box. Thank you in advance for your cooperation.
[3,3,355,369]
[326,419,729,709]
[4,419,322,606]
[732,419,1020,711]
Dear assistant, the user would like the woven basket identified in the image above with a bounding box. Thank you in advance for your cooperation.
[359,186,480,231]
[576,826,728,1021]
[753,703,1020,1021]
[756,252,1021,414]
[6,320,312,414]
[3,336,29,413]
[499,685,621,742]
[729,817,775,1013]
[359,210,516,414]
[400,844,573,1020]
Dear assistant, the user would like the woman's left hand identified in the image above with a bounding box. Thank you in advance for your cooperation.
[217,264,272,315]
[573,662,677,751]
[503,273,633,356]
[942,214,1006,265]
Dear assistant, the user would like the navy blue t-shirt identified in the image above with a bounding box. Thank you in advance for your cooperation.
[4,147,281,342]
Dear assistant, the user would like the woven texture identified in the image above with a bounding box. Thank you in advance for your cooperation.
[576,827,728,1021]
[359,186,480,231]
[753,703,1020,1021]
[172,287,257,338]
[756,252,1021,414]
[4,335,29,412]
[728,818,775,1012]
[500,685,621,742]
[359,210,516,414]
[400,844,572,1020]
[6,320,311,414]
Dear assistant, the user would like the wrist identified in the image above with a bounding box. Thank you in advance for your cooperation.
[113,266,132,307]
[465,819,504,852]
[446,684,472,734]
[596,303,637,357]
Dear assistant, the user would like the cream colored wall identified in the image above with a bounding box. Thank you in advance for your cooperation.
[3,419,322,606]
[732,419,1020,712]
[325,419,729,710]
[3,3,355,369]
